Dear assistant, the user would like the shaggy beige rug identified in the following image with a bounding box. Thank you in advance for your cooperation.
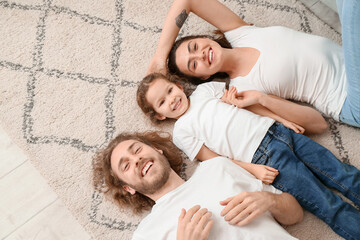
[1,0,359,239]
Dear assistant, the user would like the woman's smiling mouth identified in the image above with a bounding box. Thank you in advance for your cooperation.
[209,48,214,64]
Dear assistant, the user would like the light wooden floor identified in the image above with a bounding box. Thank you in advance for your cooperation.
[0,125,91,240]
[0,1,340,239]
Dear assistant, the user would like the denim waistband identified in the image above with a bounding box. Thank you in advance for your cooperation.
[252,122,279,163]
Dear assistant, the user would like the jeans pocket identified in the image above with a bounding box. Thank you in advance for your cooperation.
[254,153,268,165]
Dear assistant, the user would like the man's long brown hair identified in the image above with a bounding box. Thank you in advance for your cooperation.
[92,131,183,214]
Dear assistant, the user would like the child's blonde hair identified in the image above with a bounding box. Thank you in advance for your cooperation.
[137,73,181,124]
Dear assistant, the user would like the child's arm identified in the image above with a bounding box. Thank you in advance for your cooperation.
[147,0,248,74]
[222,87,327,135]
[196,145,279,184]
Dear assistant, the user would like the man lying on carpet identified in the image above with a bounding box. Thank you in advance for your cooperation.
[93,131,303,240]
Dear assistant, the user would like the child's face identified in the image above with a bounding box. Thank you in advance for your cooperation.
[146,78,189,120]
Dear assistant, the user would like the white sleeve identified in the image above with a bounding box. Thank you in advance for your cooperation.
[173,130,204,161]
[224,25,258,47]
[132,232,146,240]
[262,184,282,194]
[194,82,226,99]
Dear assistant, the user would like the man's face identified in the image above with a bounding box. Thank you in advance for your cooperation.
[110,139,171,195]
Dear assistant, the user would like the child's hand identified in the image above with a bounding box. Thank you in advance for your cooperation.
[221,86,240,105]
[281,120,305,134]
[221,89,231,104]
[252,165,279,184]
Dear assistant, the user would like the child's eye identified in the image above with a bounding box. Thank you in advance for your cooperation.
[168,87,173,94]
[193,61,196,70]
[194,43,197,51]
[159,100,165,107]
[124,163,129,171]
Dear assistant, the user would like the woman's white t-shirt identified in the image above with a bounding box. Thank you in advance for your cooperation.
[225,26,347,120]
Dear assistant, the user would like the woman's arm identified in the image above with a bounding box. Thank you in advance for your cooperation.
[196,145,278,184]
[147,0,248,74]
[223,87,327,135]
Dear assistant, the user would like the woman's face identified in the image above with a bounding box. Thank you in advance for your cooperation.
[175,37,224,80]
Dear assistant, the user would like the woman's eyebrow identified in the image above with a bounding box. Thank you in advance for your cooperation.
[187,41,192,71]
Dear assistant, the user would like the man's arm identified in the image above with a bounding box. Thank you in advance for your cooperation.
[220,191,303,226]
[147,0,248,74]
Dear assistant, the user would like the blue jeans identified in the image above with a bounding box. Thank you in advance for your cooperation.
[252,123,360,240]
[337,0,360,127]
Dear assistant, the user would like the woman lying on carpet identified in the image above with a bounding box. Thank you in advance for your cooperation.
[147,0,360,128]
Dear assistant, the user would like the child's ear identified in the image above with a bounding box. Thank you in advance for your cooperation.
[123,185,136,195]
[155,114,166,120]
[201,76,210,81]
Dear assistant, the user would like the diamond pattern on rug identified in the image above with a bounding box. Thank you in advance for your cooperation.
[0,0,356,240]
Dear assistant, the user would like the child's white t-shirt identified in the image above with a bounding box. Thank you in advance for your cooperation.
[172,82,274,162]
[225,25,347,120]
[132,157,296,240]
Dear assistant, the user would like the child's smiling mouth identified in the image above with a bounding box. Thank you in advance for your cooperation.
[173,98,182,111]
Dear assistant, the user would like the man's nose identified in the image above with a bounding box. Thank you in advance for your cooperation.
[134,156,143,167]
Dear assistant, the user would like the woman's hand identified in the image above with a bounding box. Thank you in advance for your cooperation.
[222,88,306,134]
[280,119,305,134]
[177,205,214,240]
[146,55,167,75]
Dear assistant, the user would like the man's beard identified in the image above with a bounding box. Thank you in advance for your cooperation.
[127,152,171,195]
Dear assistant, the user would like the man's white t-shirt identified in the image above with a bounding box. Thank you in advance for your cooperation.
[173,82,274,162]
[225,26,347,120]
[132,157,297,240]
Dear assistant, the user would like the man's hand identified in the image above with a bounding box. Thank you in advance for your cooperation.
[251,165,279,184]
[220,192,275,226]
[177,205,214,240]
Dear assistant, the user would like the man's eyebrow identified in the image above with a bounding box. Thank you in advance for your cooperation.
[118,142,137,170]
[187,41,192,72]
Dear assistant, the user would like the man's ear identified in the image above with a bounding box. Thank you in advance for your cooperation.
[123,185,136,195]
[155,114,166,120]
[153,147,163,155]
